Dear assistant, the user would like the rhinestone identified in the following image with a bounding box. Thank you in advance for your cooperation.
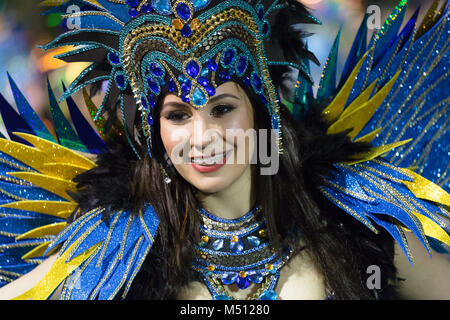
[205,85,215,96]
[128,8,139,18]
[176,2,191,21]
[186,60,200,78]
[192,0,209,10]
[219,71,231,82]
[167,78,176,92]
[198,76,209,87]
[247,235,260,247]
[141,4,153,13]
[259,290,277,300]
[221,272,238,285]
[152,0,172,15]
[207,59,218,71]
[212,238,224,250]
[147,113,154,125]
[213,294,230,300]
[222,48,236,66]
[248,272,264,284]
[150,62,164,77]
[115,74,126,89]
[108,52,120,65]
[181,24,192,37]
[236,275,250,289]
[172,18,183,30]
[207,265,215,271]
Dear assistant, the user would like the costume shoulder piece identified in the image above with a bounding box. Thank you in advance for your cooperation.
[0,0,448,300]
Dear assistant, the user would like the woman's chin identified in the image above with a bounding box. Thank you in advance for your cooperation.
[178,164,247,194]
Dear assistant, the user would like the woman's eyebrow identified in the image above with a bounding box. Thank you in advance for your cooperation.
[162,93,240,109]
[208,93,240,104]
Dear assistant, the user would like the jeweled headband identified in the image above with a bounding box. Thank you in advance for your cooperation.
[43,0,320,158]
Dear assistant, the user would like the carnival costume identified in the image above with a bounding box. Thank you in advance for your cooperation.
[0,0,448,300]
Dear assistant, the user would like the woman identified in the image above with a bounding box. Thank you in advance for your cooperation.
[0,0,449,300]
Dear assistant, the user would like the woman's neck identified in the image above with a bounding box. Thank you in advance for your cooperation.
[196,165,255,220]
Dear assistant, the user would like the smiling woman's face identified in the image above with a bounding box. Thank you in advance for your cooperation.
[159,81,255,193]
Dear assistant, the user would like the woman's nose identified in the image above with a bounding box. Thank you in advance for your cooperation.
[190,115,221,152]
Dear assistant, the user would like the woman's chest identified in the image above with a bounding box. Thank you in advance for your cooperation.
[177,249,327,300]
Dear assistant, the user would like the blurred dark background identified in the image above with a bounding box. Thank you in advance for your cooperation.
[0,0,440,134]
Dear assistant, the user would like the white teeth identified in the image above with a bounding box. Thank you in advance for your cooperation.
[192,153,226,165]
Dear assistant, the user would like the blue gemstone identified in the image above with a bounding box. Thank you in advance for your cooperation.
[186,60,200,78]
[180,81,191,93]
[192,0,210,10]
[181,93,190,103]
[243,76,251,87]
[141,4,153,13]
[200,68,209,77]
[213,294,230,300]
[147,77,160,94]
[262,21,270,36]
[108,52,120,65]
[236,276,250,290]
[257,7,265,20]
[268,268,277,275]
[150,63,164,77]
[230,239,244,253]
[151,0,172,15]
[247,236,260,247]
[251,73,262,91]
[176,2,191,20]
[167,78,175,92]
[192,87,207,106]
[205,86,215,96]
[207,59,218,71]
[148,94,156,108]
[259,94,268,105]
[115,74,125,89]
[259,290,277,300]
[248,273,264,284]
[212,239,224,251]
[181,24,192,37]
[223,49,236,65]
[126,0,139,7]
[221,272,238,285]
[129,8,139,18]
[219,71,231,82]
[147,114,154,125]
[236,55,248,74]
[141,96,149,110]
[198,76,209,87]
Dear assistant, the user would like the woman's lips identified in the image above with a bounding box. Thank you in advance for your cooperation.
[190,150,232,173]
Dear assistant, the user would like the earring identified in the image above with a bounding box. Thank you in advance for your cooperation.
[160,164,172,184]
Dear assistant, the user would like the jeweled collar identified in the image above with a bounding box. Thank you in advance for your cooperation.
[192,206,292,300]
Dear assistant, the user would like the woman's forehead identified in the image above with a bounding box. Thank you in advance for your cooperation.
[163,82,242,105]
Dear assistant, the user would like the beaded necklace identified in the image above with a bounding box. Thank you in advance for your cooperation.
[192,206,292,300]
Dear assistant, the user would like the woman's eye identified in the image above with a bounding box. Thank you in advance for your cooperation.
[211,104,236,117]
[166,111,190,122]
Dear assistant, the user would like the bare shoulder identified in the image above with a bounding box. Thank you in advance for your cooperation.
[0,254,58,300]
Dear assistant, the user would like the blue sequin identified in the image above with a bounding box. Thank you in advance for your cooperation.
[251,73,262,92]
[176,2,191,20]
[141,96,149,110]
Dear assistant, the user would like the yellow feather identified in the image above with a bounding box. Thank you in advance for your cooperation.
[8,172,77,201]
[402,169,450,206]
[16,222,68,241]
[1,201,76,218]
[354,128,382,143]
[21,242,51,260]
